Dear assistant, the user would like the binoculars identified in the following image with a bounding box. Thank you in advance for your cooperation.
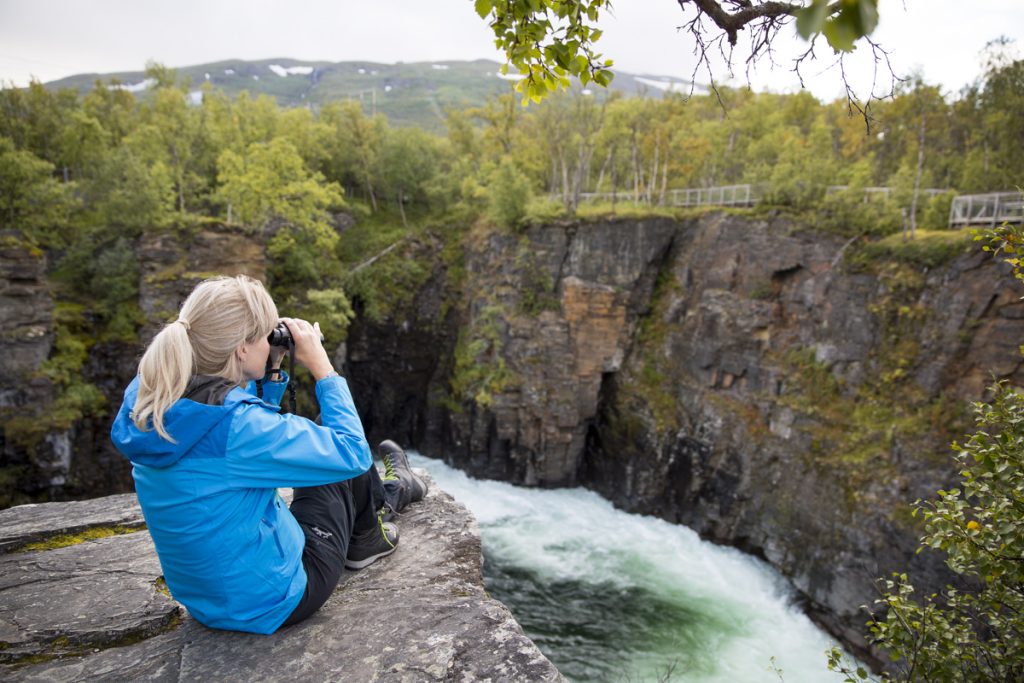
[267,322,324,349]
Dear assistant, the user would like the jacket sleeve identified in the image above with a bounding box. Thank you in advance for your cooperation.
[225,375,372,488]
[242,370,289,408]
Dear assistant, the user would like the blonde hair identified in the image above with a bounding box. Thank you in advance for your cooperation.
[133,275,278,441]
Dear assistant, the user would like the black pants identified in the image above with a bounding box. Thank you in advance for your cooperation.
[281,467,399,627]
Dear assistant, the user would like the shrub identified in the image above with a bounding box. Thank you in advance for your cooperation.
[830,382,1024,682]
[487,159,532,230]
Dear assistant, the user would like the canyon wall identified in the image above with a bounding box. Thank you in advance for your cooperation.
[349,214,1020,661]
[3,214,1019,661]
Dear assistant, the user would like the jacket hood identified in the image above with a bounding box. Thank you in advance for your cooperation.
[111,375,262,468]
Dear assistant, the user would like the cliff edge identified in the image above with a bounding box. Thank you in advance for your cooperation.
[0,475,563,682]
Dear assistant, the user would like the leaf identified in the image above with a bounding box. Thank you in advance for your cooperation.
[822,17,859,53]
[854,0,879,36]
[796,0,830,40]
[474,0,493,19]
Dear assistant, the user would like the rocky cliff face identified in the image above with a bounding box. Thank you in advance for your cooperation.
[0,225,267,507]
[0,233,57,507]
[436,219,677,485]
[345,214,1019,662]
[0,476,563,681]
[576,216,1019,659]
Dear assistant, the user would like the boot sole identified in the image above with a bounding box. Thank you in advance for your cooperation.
[345,544,398,570]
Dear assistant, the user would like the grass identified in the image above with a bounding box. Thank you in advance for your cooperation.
[859,229,976,269]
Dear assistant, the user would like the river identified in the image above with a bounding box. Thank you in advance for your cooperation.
[410,453,851,683]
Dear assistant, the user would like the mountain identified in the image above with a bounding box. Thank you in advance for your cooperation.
[42,58,705,129]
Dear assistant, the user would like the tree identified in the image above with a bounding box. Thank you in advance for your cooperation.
[475,0,884,106]
[958,52,1024,192]
[487,158,533,229]
[376,127,443,226]
[135,81,203,214]
[0,136,75,246]
[215,137,344,235]
[319,101,384,212]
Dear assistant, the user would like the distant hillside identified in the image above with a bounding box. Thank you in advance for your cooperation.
[43,58,704,130]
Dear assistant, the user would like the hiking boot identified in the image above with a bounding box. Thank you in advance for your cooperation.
[345,517,399,570]
[378,439,427,510]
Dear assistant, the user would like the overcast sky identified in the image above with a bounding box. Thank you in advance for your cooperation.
[1,1,1021,101]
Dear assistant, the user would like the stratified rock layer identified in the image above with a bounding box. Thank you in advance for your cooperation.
[0,233,58,506]
[0,476,563,682]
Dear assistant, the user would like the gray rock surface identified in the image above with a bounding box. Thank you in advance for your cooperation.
[0,475,563,682]
[0,531,177,664]
[0,493,144,552]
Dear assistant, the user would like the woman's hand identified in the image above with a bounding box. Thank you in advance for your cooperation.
[279,317,335,381]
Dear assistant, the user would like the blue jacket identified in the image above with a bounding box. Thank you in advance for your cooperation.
[110,372,372,634]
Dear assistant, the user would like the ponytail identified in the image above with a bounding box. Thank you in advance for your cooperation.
[133,321,194,441]
[132,275,278,442]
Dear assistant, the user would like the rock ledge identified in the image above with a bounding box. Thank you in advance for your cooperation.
[0,476,563,682]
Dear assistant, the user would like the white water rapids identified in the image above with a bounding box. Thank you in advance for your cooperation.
[410,453,853,683]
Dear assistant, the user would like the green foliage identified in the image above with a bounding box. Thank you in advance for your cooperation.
[796,0,879,53]
[979,221,1024,287]
[216,138,345,234]
[522,197,567,225]
[40,306,109,429]
[487,159,533,229]
[859,230,975,270]
[830,383,1024,682]
[774,338,966,507]
[475,0,614,104]
[52,235,143,339]
[818,193,899,238]
[0,136,76,246]
[515,240,559,315]
[619,267,682,433]
[4,303,109,451]
[448,303,515,409]
[82,145,175,234]
[39,304,91,386]
[299,288,355,342]
[376,126,445,212]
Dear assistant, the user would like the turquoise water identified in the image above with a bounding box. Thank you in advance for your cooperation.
[411,454,851,683]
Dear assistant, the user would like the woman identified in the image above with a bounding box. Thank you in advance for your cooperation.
[111,275,425,634]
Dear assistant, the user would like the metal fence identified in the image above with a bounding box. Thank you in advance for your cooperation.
[948,192,1024,228]
[825,186,950,200]
[561,185,1023,227]
[668,184,760,207]
[565,184,761,208]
